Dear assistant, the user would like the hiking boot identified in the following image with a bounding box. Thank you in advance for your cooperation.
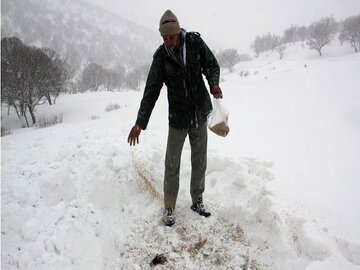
[163,208,175,226]
[191,198,211,217]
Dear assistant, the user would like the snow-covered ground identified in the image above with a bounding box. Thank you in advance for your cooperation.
[2,41,360,269]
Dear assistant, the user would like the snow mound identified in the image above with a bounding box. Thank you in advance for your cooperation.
[123,138,360,269]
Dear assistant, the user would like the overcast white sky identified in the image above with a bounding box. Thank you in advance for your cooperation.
[83,0,360,53]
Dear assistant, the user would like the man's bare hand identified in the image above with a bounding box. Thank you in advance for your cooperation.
[211,85,223,99]
[128,125,141,146]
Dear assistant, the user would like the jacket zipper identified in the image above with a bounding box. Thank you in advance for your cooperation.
[166,55,199,128]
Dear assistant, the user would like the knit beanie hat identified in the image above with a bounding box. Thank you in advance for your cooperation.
[159,10,180,36]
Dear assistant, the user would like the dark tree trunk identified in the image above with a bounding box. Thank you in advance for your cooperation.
[46,94,52,105]
[14,104,21,119]
[23,109,30,128]
[28,105,36,125]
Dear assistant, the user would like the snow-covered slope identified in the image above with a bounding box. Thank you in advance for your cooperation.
[2,41,360,269]
[219,40,360,244]
[1,0,159,75]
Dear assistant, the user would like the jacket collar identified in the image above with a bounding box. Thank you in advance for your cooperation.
[164,28,187,66]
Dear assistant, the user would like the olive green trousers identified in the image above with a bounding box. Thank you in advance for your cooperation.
[164,123,207,209]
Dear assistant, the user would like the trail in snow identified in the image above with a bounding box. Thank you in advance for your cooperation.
[123,134,360,269]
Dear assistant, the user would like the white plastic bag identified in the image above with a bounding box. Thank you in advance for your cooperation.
[207,98,230,137]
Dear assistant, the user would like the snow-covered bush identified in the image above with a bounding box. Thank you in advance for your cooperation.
[1,127,13,136]
[35,113,63,128]
[239,70,250,77]
[89,115,100,120]
[105,103,121,112]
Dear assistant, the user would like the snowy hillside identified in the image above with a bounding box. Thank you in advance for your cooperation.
[1,0,158,75]
[2,41,360,269]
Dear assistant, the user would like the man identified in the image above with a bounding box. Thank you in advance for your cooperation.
[128,10,223,226]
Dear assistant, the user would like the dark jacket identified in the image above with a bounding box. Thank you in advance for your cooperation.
[136,32,220,130]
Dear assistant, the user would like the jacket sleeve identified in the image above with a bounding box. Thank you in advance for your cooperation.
[135,56,164,130]
[198,35,220,87]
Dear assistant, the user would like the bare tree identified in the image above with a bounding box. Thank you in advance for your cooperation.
[80,63,104,92]
[124,64,150,91]
[251,35,263,57]
[283,25,299,44]
[103,67,126,91]
[339,15,360,53]
[1,37,69,126]
[307,16,337,56]
[297,26,309,42]
[1,38,23,116]
[112,64,126,90]
[273,36,286,59]
[251,33,279,56]
[216,48,241,72]
[42,48,72,104]
[125,69,141,91]
[79,62,127,92]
